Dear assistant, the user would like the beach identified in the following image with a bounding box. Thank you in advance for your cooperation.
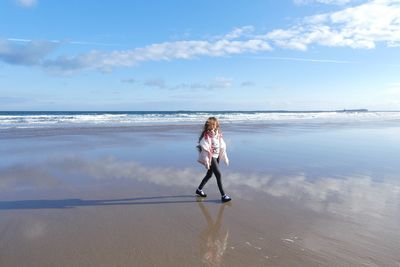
[3,0,400,265]
[1,119,400,266]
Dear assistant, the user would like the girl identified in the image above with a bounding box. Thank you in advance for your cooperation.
[196,117,231,202]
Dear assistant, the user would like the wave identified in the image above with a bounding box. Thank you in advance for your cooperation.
[0,111,400,129]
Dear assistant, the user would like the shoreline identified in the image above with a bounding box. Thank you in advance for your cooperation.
[2,119,400,139]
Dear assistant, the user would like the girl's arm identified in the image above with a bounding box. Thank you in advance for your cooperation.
[220,138,229,166]
[199,136,211,152]
[198,136,212,169]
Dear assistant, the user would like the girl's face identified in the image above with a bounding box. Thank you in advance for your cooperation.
[207,120,217,131]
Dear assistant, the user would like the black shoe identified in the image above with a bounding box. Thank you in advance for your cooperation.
[221,194,231,202]
[196,189,207,197]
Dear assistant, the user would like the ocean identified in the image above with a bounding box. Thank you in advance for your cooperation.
[1,110,399,129]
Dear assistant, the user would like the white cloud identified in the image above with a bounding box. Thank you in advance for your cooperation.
[173,77,233,90]
[16,0,37,8]
[0,40,57,65]
[120,78,137,84]
[268,0,400,50]
[143,78,167,89]
[121,77,233,90]
[1,1,400,73]
[208,77,233,89]
[41,39,272,72]
[240,81,256,87]
[222,26,255,40]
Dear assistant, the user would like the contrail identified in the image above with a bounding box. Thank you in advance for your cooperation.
[6,38,119,46]
[249,56,358,64]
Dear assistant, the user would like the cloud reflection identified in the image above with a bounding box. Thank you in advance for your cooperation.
[1,156,399,218]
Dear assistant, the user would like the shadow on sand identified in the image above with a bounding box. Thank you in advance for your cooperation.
[0,195,223,210]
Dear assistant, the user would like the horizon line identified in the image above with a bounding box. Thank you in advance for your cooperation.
[2,109,399,113]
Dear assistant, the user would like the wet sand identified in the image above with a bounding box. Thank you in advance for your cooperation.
[1,123,400,266]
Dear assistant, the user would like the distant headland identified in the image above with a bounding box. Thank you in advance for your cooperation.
[336,109,368,112]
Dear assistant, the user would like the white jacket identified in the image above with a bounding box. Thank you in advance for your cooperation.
[197,131,229,169]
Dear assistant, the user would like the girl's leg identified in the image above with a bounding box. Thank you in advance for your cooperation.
[210,157,225,196]
[198,167,213,190]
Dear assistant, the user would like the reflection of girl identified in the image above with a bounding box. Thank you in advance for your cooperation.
[198,202,229,267]
[196,117,231,202]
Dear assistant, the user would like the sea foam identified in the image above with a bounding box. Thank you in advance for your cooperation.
[0,111,399,129]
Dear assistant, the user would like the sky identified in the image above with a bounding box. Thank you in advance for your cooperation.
[1,0,400,111]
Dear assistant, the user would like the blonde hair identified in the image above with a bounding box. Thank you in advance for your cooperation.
[199,117,220,142]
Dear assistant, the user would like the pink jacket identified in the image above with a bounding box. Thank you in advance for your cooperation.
[197,131,229,169]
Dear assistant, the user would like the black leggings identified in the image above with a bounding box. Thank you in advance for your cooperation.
[198,157,225,196]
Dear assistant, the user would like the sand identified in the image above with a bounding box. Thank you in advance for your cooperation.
[1,123,400,266]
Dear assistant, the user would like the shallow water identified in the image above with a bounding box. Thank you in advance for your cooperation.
[1,122,400,266]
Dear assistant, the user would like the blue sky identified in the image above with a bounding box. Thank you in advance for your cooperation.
[1,0,400,111]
